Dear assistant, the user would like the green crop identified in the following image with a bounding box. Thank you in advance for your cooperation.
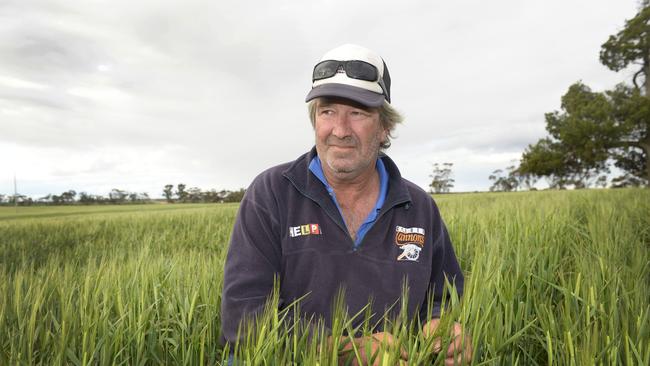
[1,189,648,365]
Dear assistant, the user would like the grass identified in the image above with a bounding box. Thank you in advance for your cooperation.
[1,189,648,365]
[0,202,229,221]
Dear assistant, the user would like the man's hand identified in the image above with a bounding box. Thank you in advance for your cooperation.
[423,319,472,366]
[336,332,408,366]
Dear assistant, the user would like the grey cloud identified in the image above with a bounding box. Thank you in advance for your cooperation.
[0,23,113,87]
[51,158,119,177]
[0,88,72,110]
[426,123,546,153]
[0,0,640,196]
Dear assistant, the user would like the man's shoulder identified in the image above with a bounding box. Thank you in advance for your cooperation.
[400,177,434,202]
[396,176,442,215]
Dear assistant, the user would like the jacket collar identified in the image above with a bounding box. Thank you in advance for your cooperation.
[282,147,412,218]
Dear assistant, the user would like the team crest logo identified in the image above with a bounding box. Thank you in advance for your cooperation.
[395,226,425,261]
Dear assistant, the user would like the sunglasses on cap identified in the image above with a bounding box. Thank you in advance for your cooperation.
[312,60,379,82]
[312,60,388,97]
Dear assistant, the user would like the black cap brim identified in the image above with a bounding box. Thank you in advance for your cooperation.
[305,83,385,108]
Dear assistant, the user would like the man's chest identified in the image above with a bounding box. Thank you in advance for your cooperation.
[279,204,434,317]
[281,199,431,264]
[339,200,375,240]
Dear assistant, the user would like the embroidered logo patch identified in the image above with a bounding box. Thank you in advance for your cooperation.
[395,226,425,261]
[289,224,322,238]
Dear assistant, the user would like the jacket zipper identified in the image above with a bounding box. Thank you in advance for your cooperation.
[352,197,410,250]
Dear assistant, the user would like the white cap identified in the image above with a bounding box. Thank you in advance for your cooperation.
[305,44,392,107]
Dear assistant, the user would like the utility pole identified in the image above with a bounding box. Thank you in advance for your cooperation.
[14,173,18,213]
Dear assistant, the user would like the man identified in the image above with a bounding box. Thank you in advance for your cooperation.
[221,44,471,365]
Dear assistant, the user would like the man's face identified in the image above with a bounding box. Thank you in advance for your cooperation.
[314,97,387,181]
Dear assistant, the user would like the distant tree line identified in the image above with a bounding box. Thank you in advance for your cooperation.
[0,189,152,206]
[0,185,247,206]
[162,184,246,203]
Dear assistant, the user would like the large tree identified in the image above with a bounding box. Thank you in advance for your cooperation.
[601,3,650,183]
[520,4,650,187]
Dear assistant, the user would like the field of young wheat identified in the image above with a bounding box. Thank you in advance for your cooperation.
[1,189,648,365]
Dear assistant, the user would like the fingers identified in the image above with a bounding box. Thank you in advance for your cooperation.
[422,318,441,338]
[445,349,472,366]
[371,332,409,361]
[338,334,386,366]
[400,346,409,361]
[444,323,472,365]
[337,332,412,365]
[432,336,442,354]
[423,318,443,354]
[445,323,464,357]
[444,338,472,365]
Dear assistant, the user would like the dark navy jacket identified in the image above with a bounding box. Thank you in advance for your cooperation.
[220,148,464,344]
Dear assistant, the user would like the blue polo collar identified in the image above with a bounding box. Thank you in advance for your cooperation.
[309,155,389,248]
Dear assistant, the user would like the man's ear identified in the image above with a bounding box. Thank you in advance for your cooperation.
[381,129,389,144]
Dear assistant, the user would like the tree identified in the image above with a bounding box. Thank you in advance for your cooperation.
[176,184,188,203]
[428,163,454,194]
[520,82,647,187]
[519,4,650,187]
[223,188,246,203]
[109,189,128,203]
[163,184,174,203]
[9,194,29,205]
[489,165,519,192]
[518,138,568,188]
[187,187,202,203]
[607,84,649,184]
[51,194,63,205]
[204,189,223,203]
[600,3,650,183]
[600,4,650,96]
[514,167,538,191]
[60,190,77,204]
[519,84,615,188]
[78,192,95,204]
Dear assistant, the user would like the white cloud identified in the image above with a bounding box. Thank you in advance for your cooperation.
[0,0,641,196]
[0,75,48,90]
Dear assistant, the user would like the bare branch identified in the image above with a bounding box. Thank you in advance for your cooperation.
[632,68,644,90]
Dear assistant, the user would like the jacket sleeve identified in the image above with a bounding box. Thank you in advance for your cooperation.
[420,201,464,320]
[220,176,283,345]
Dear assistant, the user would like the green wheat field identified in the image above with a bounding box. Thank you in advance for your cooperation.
[1,189,649,365]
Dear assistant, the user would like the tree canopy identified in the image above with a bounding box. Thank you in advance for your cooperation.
[519,4,650,188]
[600,3,650,94]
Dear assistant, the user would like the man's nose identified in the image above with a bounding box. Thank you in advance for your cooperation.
[331,113,352,138]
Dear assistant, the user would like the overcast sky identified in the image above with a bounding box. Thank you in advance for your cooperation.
[0,0,641,198]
